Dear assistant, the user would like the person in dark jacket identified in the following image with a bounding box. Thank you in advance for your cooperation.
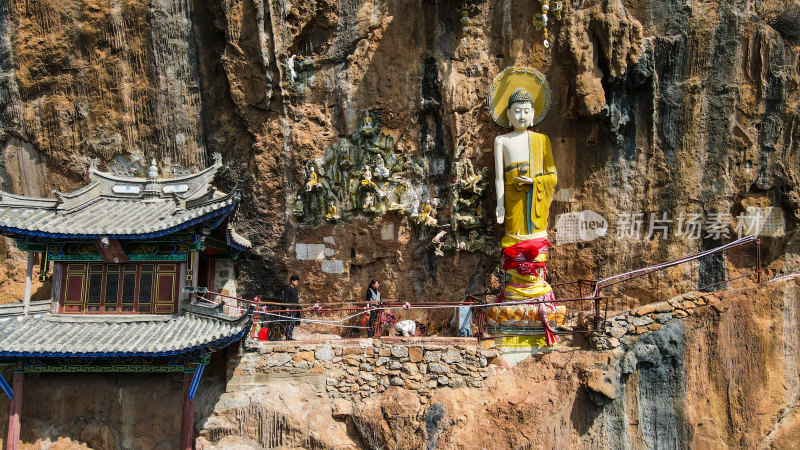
[283,275,300,340]
[365,279,381,337]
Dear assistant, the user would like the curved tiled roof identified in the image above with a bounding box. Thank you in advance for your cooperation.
[0,191,238,239]
[0,310,251,358]
[227,228,253,250]
[0,156,249,240]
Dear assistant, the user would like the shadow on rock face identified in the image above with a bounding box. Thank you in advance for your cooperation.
[570,385,606,436]
[619,320,688,448]
[424,403,446,450]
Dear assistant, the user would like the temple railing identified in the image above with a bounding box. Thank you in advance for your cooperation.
[482,235,763,336]
[186,235,762,341]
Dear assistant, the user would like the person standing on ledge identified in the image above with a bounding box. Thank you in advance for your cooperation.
[365,279,381,337]
[283,275,301,340]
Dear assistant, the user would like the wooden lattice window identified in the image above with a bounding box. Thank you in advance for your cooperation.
[105,265,120,307]
[59,262,181,315]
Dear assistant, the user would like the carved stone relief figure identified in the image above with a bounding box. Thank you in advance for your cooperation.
[375,153,390,179]
[325,204,339,221]
[305,165,320,192]
[337,139,353,170]
[409,194,420,218]
[292,195,304,218]
[291,109,446,228]
[286,55,316,93]
[362,192,373,211]
[361,166,372,186]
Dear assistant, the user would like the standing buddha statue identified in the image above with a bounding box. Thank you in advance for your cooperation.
[487,67,562,346]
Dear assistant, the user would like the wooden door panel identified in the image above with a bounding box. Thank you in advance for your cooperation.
[63,274,86,305]
[155,273,177,314]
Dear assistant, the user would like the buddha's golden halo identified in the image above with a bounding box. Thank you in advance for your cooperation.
[488,66,552,128]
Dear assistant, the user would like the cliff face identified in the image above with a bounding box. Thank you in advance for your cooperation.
[2,273,797,449]
[196,279,800,449]
[1,1,799,448]
[428,279,800,449]
[0,0,797,302]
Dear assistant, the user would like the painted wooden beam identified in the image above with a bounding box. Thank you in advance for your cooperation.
[188,364,205,400]
[0,373,12,400]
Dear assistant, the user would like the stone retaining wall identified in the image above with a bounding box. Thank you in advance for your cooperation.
[592,291,722,349]
[227,292,720,405]
[228,338,501,404]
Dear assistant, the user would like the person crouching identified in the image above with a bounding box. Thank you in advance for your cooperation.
[394,319,426,337]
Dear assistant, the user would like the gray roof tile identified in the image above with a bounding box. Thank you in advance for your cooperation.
[0,311,250,357]
[0,158,250,240]
[0,193,239,239]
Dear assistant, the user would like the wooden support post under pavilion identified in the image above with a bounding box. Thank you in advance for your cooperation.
[22,252,33,316]
[6,372,24,450]
[192,250,200,288]
[180,372,194,450]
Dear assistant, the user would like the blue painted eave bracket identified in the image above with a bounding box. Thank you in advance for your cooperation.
[0,372,13,400]
[188,363,205,400]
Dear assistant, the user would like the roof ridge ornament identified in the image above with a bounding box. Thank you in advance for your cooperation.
[51,190,65,205]
[172,193,186,210]
[148,159,159,179]
[212,153,222,166]
[143,158,161,197]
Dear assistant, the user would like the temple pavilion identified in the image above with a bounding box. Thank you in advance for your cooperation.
[0,154,252,450]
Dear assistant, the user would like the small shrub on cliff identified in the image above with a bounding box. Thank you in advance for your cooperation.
[351,401,386,450]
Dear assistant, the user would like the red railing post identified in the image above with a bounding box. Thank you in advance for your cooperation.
[756,238,762,284]
[373,307,384,337]
[594,298,600,331]
[473,297,487,339]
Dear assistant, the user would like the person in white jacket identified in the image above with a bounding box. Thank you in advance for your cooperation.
[394,320,425,337]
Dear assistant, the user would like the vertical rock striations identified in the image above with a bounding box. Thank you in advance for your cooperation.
[0,0,797,303]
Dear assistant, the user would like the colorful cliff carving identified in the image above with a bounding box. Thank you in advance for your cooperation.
[286,55,316,93]
[487,67,562,346]
[291,110,492,254]
[446,147,490,253]
[291,110,435,225]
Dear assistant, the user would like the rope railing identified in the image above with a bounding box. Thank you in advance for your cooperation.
[593,234,759,297]
[186,235,763,341]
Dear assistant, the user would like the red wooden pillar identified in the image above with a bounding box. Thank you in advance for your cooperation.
[6,372,23,450]
[180,372,194,450]
[373,309,384,337]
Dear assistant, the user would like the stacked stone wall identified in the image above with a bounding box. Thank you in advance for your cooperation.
[592,291,723,349]
[228,338,500,403]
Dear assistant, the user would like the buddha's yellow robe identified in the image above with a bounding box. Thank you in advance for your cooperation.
[501,131,557,248]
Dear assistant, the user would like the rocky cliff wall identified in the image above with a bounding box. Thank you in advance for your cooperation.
[2,279,797,449]
[0,0,797,305]
[0,348,234,449]
[188,279,800,449]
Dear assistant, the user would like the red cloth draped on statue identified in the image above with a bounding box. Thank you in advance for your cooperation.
[500,238,559,346]
[502,238,552,262]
